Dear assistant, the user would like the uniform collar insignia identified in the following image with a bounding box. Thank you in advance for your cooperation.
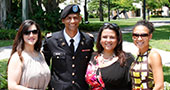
[59,38,63,41]
[81,41,84,45]
[61,42,66,46]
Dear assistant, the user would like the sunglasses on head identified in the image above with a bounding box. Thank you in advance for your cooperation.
[104,23,118,27]
[132,33,149,37]
[103,23,119,29]
[24,30,38,35]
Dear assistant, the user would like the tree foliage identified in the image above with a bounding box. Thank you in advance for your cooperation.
[135,0,170,11]
[88,0,170,18]
[4,0,66,31]
[110,0,135,10]
[135,0,170,16]
[88,0,135,18]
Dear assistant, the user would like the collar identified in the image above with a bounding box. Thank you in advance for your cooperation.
[136,46,152,62]
[63,28,80,51]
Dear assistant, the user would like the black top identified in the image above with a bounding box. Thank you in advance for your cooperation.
[100,53,134,90]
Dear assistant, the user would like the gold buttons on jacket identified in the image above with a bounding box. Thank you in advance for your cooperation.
[81,41,84,45]
[61,42,65,46]
[85,56,88,59]
[72,64,75,68]
[72,72,75,76]
[72,80,75,84]
[72,56,75,60]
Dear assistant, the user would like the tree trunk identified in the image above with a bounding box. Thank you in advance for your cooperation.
[28,0,33,14]
[99,0,104,21]
[147,9,150,20]
[117,9,120,19]
[22,0,29,21]
[84,0,89,24]
[44,0,59,12]
[6,0,11,14]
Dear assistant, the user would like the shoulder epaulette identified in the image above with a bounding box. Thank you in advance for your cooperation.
[45,32,52,38]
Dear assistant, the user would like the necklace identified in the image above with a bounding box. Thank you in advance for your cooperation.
[100,53,116,63]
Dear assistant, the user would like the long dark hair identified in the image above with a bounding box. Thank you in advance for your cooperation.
[8,20,42,64]
[96,23,126,66]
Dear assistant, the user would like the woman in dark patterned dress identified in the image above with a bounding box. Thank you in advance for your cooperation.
[85,23,134,90]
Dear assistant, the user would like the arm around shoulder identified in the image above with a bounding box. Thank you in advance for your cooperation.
[148,50,164,90]
[42,37,52,66]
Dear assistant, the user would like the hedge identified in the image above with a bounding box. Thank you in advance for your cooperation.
[0,29,17,40]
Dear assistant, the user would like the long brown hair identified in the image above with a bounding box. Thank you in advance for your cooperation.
[8,20,42,64]
[96,23,126,66]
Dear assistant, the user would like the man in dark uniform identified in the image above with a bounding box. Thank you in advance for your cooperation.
[42,4,94,90]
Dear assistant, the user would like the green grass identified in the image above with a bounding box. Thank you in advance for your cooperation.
[150,17,170,21]
[150,25,170,51]
[164,66,170,83]
[88,17,140,28]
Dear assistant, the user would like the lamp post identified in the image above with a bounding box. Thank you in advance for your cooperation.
[143,0,146,20]
[108,0,110,21]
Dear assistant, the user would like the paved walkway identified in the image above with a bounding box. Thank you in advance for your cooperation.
[0,21,170,66]
[0,46,12,60]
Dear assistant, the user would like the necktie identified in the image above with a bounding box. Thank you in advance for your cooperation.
[70,39,74,53]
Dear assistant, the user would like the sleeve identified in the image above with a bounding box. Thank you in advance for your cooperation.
[88,34,94,56]
[125,52,135,89]
[126,52,135,66]
[42,38,52,66]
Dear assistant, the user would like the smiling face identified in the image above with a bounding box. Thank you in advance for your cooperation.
[132,25,152,53]
[23,24,38,47]
[62,13,81,32]
[100,29,118,53]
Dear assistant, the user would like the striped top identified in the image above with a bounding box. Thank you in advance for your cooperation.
[130,47,154,90]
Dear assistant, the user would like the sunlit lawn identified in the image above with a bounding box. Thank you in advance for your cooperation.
[88,17,141,28]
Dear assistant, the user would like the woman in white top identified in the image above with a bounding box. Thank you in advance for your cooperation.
[7,20,50,90]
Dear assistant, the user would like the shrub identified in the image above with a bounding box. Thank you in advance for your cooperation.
[0,59,8,89]
[31,8,63,32]
[0,29,52,40]
[3,1,63,32]
[0,29,17,40]
[88,14,95,18]
[79,23,103,32]
[0,73,7,89]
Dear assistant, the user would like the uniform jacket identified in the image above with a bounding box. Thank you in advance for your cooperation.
[42,30,94,90]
